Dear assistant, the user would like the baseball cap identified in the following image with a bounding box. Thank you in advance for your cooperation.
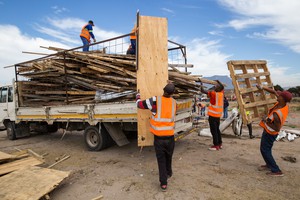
[163,83,175,95]
[88,20,94,26]
[277,90,293,102]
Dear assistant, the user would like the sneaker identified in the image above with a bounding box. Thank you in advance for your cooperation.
[250,135,255,139]
[219,144,223,149]
[161,184,167,192]
[266,171,284,177]
[208,145,220,151]
[258,165,270,171]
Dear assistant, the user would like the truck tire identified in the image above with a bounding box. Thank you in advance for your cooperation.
[7,122,16,140]
[84,125,114,151]
[47,125,58,133]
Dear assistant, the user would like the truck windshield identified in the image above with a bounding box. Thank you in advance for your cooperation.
[0,87,8,103]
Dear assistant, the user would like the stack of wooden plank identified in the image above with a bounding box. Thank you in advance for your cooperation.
[16,49,216,106]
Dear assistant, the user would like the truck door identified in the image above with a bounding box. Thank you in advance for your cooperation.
[0,86,14,129]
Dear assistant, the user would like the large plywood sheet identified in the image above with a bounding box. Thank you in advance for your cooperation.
[137,15,168,146]
[0,166,70,200]
[227,60,277,124]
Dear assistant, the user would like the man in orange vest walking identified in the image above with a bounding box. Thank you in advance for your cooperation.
[200,80,224,151]
[80,20,96,51]
[257,85,292,177]
[136,83,177,192]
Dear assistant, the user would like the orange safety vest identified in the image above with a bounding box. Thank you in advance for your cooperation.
[150,96,177,136]
[80,24,91,42]
[130,27,136,40]
[259,102,289,135]
[207,91,223,118]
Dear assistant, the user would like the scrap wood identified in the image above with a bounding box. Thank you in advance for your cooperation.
[91,195,104,200]
[0,151,16,163]
[47,155,70,169]
[0,166,70,200]
[0,156,44,175]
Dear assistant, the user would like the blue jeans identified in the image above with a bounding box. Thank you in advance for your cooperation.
[260,130,281,172]
[223,107,228,118]
[130,39,136,55]
[80,36,89,51]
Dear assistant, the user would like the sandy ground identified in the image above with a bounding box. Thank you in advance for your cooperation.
[1,102,300,200]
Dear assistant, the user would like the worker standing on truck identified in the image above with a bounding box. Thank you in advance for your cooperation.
[80,20,96,51]
[256,85,292,177]
[200,80,224,151]
[130,24,137,55]
[136,83,177,192]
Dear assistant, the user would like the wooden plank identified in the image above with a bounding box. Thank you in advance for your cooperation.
[0,166,70,200]
[0,156,43,175]
[137,15,169,147]
[0,151,16,163]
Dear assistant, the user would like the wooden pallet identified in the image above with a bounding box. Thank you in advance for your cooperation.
[227,60,277,124]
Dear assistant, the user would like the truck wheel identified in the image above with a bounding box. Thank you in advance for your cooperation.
[7,122,17,140]
[47,125,58,133]
[84,125,113,151]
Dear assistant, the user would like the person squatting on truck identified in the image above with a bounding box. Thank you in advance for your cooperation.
[256,85,292,177]
[80,20,96,51]
[136,83,177,192]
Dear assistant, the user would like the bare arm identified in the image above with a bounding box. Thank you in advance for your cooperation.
[256,85,279,97]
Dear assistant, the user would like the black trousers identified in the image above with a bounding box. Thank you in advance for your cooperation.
[154,135,175,185]
[208,116,222,146]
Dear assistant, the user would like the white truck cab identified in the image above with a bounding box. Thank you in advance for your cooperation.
[0,84,16,130]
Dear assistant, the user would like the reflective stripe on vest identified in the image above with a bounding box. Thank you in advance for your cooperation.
[150,96,176,136]
[259,103,288,135]
[208,92,223,118]
[80,24,91,42]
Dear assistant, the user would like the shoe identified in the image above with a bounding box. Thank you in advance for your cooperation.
[161,184,167,192]
[219,144,223,149]
[250,135,255,139]
[208,145,220,151]
[258,165,270,171]
[266,171,284,177]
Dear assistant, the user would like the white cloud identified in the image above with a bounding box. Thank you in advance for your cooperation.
[185,38,232,76]
[161,8,175,14]
[51,6,68,14]
[34,18,122,45]
[218,0,300,54]
[266,62,300,88]
[0,25,70,85]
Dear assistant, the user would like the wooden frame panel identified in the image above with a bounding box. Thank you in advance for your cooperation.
[137,15,168,146]
[227,60,277,124]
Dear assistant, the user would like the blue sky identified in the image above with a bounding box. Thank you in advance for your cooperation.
[0,0,299,87]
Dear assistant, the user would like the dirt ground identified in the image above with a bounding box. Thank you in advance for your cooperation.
[1,102,300,200]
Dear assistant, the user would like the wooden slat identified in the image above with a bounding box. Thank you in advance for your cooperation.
[0,156,43,175]
[137,15,169,147]
[0,151,16,163]
[0,166,69,200]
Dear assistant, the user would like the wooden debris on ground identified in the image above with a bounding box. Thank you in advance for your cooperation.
[227,60,277,124]
[0,150,44,176]
[0,166,70,200]
[16,47,217,106]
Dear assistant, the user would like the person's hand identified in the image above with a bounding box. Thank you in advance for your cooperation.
[93,38,96,43]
